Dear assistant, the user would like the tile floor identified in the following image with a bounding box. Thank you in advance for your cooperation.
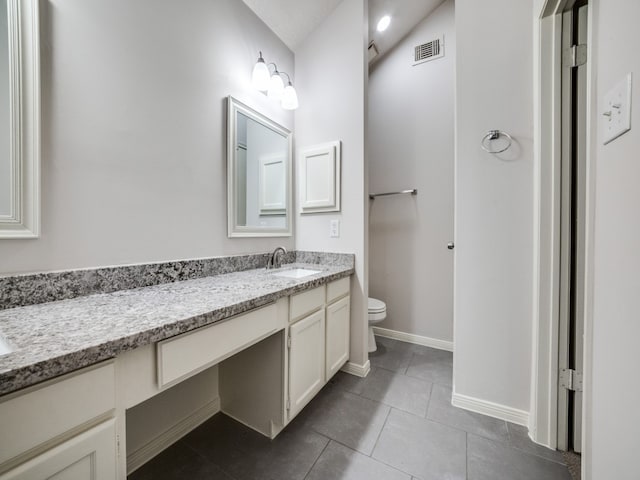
[129,336,573,480]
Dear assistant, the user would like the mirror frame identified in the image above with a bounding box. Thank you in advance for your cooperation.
[0,0,40,238]
[227,96,292,238]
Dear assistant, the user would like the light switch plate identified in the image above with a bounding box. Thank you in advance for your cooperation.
[329,219,340,238]
[602,73,632,145]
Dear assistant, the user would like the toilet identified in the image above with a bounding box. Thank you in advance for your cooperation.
[368,297,387,352]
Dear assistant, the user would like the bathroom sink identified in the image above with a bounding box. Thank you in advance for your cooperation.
[270,268,322,279]
[0,335,13,356]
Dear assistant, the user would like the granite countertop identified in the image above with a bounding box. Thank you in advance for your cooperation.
[0,262,353,396]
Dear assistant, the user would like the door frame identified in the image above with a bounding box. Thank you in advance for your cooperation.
[530,0,596,473]
[556,4,589,453]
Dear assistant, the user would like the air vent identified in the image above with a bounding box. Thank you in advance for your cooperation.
[415,39,439,61]
[413,36,444,65]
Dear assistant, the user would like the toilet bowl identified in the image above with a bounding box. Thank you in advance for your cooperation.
[368,297,387,352]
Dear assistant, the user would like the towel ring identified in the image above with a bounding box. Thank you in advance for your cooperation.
[481,130,512,154]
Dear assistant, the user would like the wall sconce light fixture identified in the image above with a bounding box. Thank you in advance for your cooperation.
[252,52,298,110]
[251,51,271,91]
[267,64,285,100]
[280,72,299,110]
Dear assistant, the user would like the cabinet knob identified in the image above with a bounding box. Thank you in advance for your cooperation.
[447,242,455,250]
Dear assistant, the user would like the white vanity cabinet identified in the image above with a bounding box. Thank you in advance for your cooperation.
[1,420,116,480]
[0,362,116,479]
[286,278,350,422]
[325,277,350,382]
[0,273,352,479]
[288,308,326,419]
[326,296,350,381]
[287,286,326,420]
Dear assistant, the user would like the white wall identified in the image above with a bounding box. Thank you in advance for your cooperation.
[454,0,533,414]
[368,0,455,343]
[294,0,368,368]
[589,1,640,477]
[0,0,294,275]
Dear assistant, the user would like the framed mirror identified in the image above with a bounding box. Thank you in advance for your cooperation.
[0,0,40,238]
[227,96,292,237]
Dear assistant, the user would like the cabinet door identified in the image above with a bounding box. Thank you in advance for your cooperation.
[1,419,116,480]
[288,309,325,420]
[325,296,350,381]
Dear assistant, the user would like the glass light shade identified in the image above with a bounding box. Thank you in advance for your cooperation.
[251,57,271,91]
[267,73,285,100]
[281,83,299,110]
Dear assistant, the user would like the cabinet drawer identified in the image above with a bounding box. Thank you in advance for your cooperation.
[157,303,281,389]
[327,277,349,303]
[0,361,115,468]
[290,286,325,323]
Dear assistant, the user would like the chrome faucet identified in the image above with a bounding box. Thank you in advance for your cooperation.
[267,246,287,269]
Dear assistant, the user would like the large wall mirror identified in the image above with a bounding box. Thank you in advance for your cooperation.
[0,0,40,238]
[227,96,292,237]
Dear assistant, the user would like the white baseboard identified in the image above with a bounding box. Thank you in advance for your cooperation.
[340,360,371,377]
[451,392,529,427]
[220,411,282,440]
[127,398,220,474]
[373,326,454,352]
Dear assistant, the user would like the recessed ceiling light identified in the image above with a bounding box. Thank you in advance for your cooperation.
[377,15,391,32]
